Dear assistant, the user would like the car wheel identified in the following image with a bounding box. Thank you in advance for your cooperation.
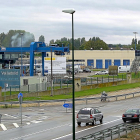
[92,119,96,125]
[77,122,81,126]
[86,123,89,125]
[100,117,103,124]
[123,119,126,123]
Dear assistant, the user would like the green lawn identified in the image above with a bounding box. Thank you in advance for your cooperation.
[91,72,140,79]
[9,82,140,101]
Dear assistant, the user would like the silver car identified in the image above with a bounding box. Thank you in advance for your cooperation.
[77,107,103,126]
[95,70,108,75]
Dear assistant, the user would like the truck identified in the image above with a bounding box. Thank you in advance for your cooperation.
[118,66,130,73]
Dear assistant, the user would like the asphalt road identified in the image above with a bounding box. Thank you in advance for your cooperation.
[0,95,140,140]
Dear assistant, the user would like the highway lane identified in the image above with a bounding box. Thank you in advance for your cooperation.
[0,96,140,140]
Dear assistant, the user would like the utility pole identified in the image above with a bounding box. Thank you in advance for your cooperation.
[133,32,138,50]
[51,48,53,96]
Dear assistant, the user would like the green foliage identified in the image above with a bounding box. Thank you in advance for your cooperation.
[8,82,140,101]
[49,36,109,50]
[0,30,35,47]
[38,35,45,42]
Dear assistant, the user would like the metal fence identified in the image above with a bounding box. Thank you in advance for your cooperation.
[1,90,140,106]
[76,123,140,140]
[2,73,140,97]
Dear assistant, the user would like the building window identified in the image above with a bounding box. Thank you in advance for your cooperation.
[4,54,10,59]
[11,54,18,59]
[23,79,28,85]
[0,54,2,59]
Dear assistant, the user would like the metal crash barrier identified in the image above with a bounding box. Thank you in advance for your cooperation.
[76,123,140,140]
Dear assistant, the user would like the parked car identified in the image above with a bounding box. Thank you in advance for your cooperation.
[122,108,140,123]
[94,70,108,75]
[77,107,103,126]
[66,69,77,75]
[78,68,83,73]
[83,68,91,73]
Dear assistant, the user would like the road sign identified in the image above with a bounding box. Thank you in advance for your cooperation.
[18,93,23,99]
[18,93,23,104]
[63,103,73,108]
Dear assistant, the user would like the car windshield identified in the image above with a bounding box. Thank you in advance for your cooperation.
[78,110,90,114]
[125,109,138,113]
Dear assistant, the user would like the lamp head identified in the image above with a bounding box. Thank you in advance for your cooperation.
[62,9,75,14]
[133,32,138,34]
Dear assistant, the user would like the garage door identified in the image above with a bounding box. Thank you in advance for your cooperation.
[123,60,130,66]
[96,59,103,69]
[114,59,121,66]
[105,59,112,69]
[87,59,94,67]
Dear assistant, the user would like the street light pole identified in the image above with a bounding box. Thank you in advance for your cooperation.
[133,32,138,50]
[62,9,75,140]
[20,33,23,76]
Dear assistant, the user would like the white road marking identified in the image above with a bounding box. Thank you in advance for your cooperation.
[114,116,122,118]
[10,119,121,140]
[13,123,19,128]
[52,118,122,140]
[37,116,48,121]
[4,114,17,119]
[31,120,42,123]
[0,124,7,131]
[10,123,70,140]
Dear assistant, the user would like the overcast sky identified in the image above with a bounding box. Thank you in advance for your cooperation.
[1,0,140,45]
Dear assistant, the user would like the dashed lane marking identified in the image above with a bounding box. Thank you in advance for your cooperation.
[4,114,17,119]
[31,120,42,123]
[13,123,19,128]
[0,124,7,131]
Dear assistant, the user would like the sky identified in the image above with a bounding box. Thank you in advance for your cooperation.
[1,0,140,45]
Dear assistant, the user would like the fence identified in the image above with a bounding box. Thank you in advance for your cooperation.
[1,90,140,106]
[76,123,140,140]
[1,73,140,101]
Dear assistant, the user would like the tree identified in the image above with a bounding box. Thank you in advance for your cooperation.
[39,35,45,42]
[131,38,135,45]
[81,37,86,45]
[0,30,35,47]
[49,39,54,45]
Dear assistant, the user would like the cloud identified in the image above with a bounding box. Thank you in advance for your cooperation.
[1,0,140,44]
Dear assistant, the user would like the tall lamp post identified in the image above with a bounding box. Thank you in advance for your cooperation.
[20,33,23,76]
[133,32,138,50]
[62,9,75,140]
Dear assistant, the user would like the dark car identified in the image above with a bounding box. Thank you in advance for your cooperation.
[122,109,140,122]
[77,107,103,126]
[83,68,91,73]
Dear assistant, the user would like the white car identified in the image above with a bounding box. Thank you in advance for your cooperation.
[95,70,108,75]
[78,69,83,73]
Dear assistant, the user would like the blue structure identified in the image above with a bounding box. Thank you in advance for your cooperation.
[105,59,112,69]
[0,69,20,88]
[0,42,69,76]
[96,59,103,69]
[114,59,121,66]
[123,60,130,66]
[87,59,94,67]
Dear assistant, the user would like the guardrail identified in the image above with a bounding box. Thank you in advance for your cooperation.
[76,123,140,140]
[0,91,140,106]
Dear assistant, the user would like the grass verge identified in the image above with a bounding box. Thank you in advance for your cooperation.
[9,82,140,101]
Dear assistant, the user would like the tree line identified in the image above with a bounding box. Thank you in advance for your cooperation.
[0,30,139,50]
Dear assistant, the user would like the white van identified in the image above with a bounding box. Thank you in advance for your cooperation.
[118,66,130,73]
